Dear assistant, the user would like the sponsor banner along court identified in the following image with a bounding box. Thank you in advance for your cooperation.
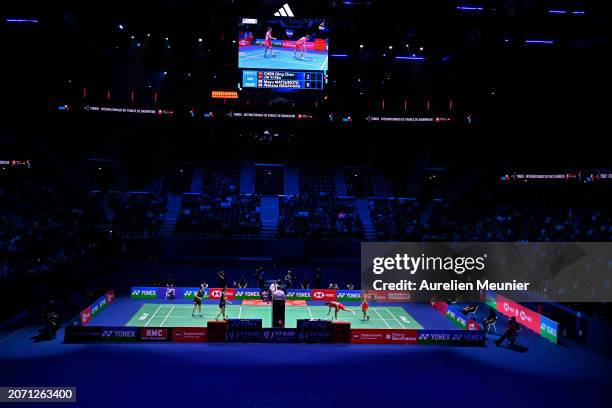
[130,287,363,302]
[487,291,558,343]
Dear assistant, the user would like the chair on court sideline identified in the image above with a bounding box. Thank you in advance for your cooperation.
[508,327,522,346]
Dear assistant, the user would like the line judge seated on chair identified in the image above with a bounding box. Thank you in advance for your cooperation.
[482,306,497,333]
[495,316,521,346]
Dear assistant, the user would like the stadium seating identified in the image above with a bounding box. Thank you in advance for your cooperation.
[299,168,336,196]
[110,193,167,235]
[368,198,423,241]
[0,170,113,320]
[174,165,261,236]
[278,194,363,239]
[175,192,261,236]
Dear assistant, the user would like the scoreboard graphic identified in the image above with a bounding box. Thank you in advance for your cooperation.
[238,16,329,91]
[243,70,325,90]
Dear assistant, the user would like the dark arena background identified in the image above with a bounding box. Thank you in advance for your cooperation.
[1,1,611,407]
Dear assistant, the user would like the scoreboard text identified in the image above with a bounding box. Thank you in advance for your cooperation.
[243,70,324,90]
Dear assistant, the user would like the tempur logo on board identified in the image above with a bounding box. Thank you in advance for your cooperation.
[372,253,487,275]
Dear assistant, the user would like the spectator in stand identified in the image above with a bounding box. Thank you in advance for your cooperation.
[239,275,248,288]
[285,270,293,289]
[301,276,310,289]
[113,193,167,234]
[278,194,363,239]
[0,169,119,322]
[346,282,355,290]
[329,282,339,290]
[174,171,261,236]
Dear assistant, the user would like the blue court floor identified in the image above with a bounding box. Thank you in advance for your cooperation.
[1,298,611,407]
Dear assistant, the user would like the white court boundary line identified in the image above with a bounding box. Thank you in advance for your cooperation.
[320,55,329,71]
[143,313,400,322]
[0,328,26,344]
[160,305,175,327]
[239,51,267,61]
[373,308,392,329]
[145,305,162,327]
[137,304,403,327]
[385,308,406,329]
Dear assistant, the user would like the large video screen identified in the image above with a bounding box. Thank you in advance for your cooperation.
[238,17,329,90]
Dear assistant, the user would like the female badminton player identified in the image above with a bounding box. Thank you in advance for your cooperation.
[264,27,276,57]
[326,301,355,320]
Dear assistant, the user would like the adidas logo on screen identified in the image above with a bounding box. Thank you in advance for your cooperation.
[274,3,294,17]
